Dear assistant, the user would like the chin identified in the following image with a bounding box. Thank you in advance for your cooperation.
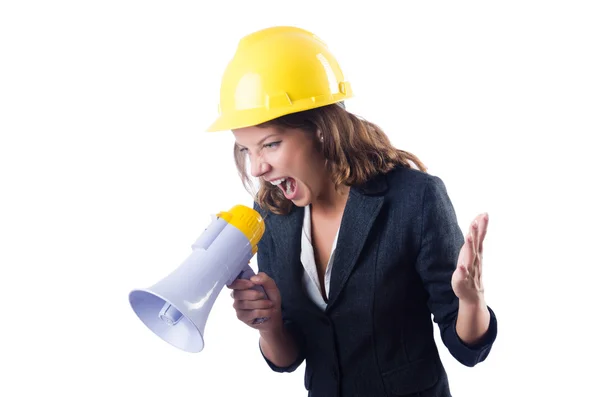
[291,193,311,207]
[292,198,310,207]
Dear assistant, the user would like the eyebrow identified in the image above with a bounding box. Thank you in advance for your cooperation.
[237,133,281,149]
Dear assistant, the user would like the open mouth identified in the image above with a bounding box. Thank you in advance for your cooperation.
[270,177,298,199]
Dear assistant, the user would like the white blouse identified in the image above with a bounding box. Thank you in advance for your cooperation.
[300,205,340,311]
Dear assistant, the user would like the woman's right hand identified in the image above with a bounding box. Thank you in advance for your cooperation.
[227,272,283,332]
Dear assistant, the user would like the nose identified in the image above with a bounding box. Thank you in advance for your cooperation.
[250,156,271,178]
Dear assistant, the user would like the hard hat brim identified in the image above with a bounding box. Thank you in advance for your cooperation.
[206,95,352,132]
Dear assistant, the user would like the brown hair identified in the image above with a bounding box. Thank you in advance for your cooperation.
[233,104,427,215]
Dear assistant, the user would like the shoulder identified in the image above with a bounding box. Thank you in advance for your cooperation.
[384,167,459,226]
[359,165,447,200]
[357,166,456,223]
[388,165,446,188]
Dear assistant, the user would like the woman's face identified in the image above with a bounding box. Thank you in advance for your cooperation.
[232,125,328,207]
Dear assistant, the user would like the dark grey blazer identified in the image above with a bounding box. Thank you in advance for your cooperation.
[253,165,498,397]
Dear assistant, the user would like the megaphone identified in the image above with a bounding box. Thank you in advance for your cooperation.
[128,204,268,353]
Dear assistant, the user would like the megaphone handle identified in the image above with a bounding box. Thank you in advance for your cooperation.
[237,263,270,325]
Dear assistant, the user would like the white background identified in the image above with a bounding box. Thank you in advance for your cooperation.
[1,1,599,396]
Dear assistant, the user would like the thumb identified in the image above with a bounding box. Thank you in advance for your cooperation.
[250,272,281,304]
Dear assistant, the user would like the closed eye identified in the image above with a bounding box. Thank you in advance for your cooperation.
[264,141,281,149]
[236,140,281,154]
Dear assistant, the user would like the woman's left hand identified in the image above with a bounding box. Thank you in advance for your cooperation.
[452,212,489,304]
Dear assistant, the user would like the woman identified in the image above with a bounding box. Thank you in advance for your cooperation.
[210,26,498,397]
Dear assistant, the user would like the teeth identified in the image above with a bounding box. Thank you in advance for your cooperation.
[269,177,293,196]
[269,177,287,186]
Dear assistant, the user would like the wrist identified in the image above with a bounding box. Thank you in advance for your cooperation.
[459,294,487,311]
[456,297,491,346]
[259,319,285,340]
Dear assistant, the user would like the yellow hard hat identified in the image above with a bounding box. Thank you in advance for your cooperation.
[206,26,353,132]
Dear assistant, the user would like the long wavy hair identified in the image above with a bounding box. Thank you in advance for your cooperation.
[233,103,427,215]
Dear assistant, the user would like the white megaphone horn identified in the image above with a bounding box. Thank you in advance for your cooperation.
[128,204,269,353]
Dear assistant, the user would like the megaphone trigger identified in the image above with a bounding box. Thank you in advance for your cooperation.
[236,263,270,325]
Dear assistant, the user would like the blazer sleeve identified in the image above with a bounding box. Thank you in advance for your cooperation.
[253,203,306,373]
[415,176,498,367]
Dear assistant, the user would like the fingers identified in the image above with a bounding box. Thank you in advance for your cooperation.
[461,224,476,271]
[236,308,274,325]
[249,272,281,306]
[462,214,483,274]
[229,271,282,329]
[227,278,255,290]
[249,272,275,289]
[231,288,267,301]
[229,272,278,326]
[469,221,479,259]
[468,214,487,286]
[233,297,274,311]
[231,286,275,326]
[468,212,488,257]
[478,213,489,253]
[453,213,488,298]
[455,262,469,280]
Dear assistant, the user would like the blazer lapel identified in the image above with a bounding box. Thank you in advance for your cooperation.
[326,175,387,311]
[262,171,389,313]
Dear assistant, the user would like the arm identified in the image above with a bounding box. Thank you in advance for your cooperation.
[415,176,498,367]
[259,325,301,369]
[457,299,492,345]
[253,203,306,372]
